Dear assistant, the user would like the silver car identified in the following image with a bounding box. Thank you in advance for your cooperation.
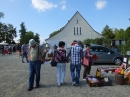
[88,44,123,65]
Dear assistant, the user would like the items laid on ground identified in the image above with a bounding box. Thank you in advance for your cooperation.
[87,75,112,87]
[87,66,130,87]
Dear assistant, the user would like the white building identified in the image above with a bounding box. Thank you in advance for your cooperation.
[45,11,103,50]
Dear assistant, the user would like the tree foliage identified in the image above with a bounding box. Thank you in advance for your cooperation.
[34,33,40,43]
[0,12,4,19]
[19,22,27,44]
[125,26,130,41]
[19,22,40,44]
[101,25,115,39]
[24,31,34,44]
[114,29,125,40]
[83,37,111,47]
[49,30,60,38]
[0,22,17,43]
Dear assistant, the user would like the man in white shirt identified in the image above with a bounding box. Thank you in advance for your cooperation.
[27,39,44,91]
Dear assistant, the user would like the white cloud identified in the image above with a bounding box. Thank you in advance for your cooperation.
[60,0,66,10]
[95,0,107,10]
[31,0,57,12]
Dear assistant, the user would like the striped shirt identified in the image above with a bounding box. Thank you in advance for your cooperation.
[67,44,83,65]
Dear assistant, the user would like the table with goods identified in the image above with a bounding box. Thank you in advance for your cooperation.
[86,66,130,87]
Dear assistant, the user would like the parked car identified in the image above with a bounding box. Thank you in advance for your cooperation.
[86,44,123,65]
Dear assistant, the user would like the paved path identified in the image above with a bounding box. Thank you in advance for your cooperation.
[0,53,130,97]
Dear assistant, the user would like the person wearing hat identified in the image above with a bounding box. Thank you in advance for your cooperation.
[27,39,44,91]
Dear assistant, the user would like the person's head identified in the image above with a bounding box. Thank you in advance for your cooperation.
[73,40,77,43]
[58,41,65,48]
[29,39,36,48]
[85,43,91,49]
[77,40,82,46]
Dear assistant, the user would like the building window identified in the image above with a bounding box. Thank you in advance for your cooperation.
[74,27,75,35]
[80,27,81,35]
[77,27,78,35]
[77,19,78,24]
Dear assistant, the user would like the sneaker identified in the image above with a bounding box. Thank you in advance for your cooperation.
[82,79,86,81]
[57,84,61,87]
[72,82,77,86]
[36,85,40,88]
[61,82,66,85]
[27,86,33,91]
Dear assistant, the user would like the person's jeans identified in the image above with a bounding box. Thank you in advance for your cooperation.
[22,52,28,62]
[29,60,41,87]
[70,64,81,84]
[56,63,66,85]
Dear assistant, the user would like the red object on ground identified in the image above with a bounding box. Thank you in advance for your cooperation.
[115,68,121,74]
[4,50,8,54]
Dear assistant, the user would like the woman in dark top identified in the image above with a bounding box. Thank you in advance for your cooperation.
[54,41,67,86]
[83,44,93,80]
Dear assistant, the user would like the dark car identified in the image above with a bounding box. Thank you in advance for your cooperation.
[85,44,123,65]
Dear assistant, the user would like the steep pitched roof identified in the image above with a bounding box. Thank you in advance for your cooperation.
[45,11,101,41]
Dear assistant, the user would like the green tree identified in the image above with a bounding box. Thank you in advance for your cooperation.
[0,12,4,19]
[114,29,125,40]
[22,31,40,44]
[49,30,60,38]
[34,33,40,43]
[0,23,17,43]
[7,24,17,43]
[125,26,130,41]
[24,31,34,44]
[83,39,93,44]
[102,25,115,39]
[19,22,27,44]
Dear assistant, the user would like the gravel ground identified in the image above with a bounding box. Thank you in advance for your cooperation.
[0,53,130,97]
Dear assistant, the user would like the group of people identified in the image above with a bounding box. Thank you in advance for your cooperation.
[0,45,17,55]
[26,39,93,91]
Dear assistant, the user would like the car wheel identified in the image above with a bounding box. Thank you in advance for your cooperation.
[114,58,122,65]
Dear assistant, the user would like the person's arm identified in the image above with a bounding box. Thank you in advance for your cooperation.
[27,46,30,61]
[21,45,23,52]
[67,48,71,59]
[84,50,93,58]
[80,48,83,63]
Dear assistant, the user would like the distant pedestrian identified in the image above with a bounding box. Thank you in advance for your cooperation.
[82,44,93,80]
[17,44,22,57]
[27,39,44,91]
[67,41,83,86]
[53,44,58,50]
[21,43,28,63]
[1,45,4,55]
[54,41,67,86]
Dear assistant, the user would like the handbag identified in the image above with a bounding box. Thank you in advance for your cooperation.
[50,59,57,67]
[83,57,89,66]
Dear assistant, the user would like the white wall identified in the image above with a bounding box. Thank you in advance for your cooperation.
[46,12,102,48]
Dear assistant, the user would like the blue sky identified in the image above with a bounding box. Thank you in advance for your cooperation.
[0,0,130,44]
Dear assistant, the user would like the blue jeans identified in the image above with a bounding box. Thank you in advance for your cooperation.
[22,52,28,62]
[70,64,81,84]
[56,63,66,85]
[29,60,41,87]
